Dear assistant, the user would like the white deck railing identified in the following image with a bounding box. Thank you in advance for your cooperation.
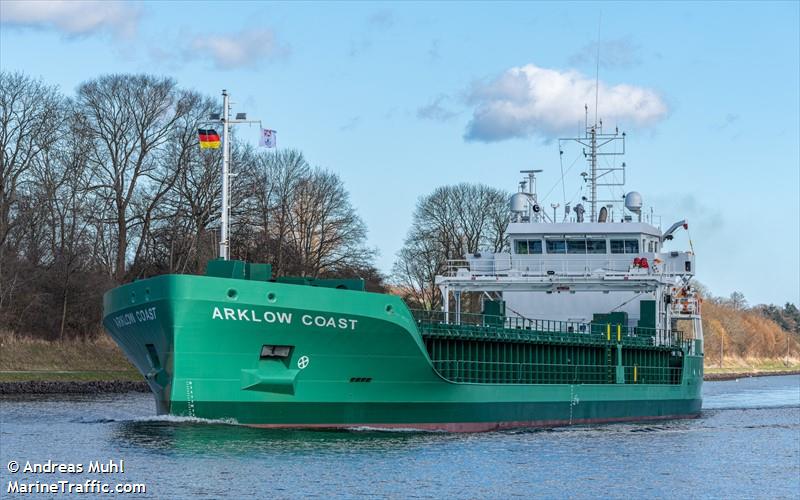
[443,255,688,278]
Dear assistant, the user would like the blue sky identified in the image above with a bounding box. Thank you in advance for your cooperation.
[1,1,798,305]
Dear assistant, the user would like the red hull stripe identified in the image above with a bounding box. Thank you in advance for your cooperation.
[246,413,701,433]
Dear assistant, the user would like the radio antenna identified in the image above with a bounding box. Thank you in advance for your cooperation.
[594,11,602,128]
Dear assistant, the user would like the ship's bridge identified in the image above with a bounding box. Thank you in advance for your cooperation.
[435,219,699,348]
[458,221,693,279]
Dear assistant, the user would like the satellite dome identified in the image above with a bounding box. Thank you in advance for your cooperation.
[509,193,527,213]
[625,191,643,213]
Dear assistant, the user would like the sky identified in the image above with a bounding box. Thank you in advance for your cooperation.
[1,1,798,306]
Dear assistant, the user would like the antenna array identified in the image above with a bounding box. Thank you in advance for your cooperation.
[558,113,626,223]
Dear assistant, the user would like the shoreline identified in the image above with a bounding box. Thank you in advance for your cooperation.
[703,369,800,381]
[1,370,798,395]
[0,380,149,394]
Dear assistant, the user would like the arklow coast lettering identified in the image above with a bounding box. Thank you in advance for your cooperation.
[211,307,358,330]
[111,306,157,329]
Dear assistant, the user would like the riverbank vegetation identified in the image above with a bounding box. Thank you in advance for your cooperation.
[700,291,799,371]
[0,330,137,381]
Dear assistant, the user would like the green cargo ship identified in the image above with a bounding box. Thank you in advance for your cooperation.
[102,95,703,431]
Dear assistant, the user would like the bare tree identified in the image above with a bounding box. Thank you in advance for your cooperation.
[393,183,509,309]
[32,108,99,340]
[0,72,63,249]
[728,291,748,311]
[232,149,310,274]
[131,94,219,277]
[231,149,375,278]
[0,72,64,331]
[78,74,196,282]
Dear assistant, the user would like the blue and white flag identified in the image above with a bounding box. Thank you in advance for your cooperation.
[259,128,277,148]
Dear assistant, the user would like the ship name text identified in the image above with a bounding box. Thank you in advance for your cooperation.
[111,307,157,329]
[211,307,358,330]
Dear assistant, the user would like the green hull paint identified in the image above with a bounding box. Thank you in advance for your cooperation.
[103,274,703,430]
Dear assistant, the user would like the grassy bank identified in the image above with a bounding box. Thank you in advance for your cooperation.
[705,356,800,373]
[0,332,139,382]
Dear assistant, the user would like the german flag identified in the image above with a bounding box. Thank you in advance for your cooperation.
[198,129,221,149]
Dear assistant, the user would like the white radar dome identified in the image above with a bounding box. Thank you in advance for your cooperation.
[624,191,643,213]
[510,193,528,213]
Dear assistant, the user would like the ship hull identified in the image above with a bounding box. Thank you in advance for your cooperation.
[173,400,702,432]
[103,274,703,431]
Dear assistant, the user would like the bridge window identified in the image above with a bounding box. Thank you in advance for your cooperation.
[546,239,566,254]
[566,240,587,254]
[514,239,542,254]
[611,239,640,254]
[587,239,607,254]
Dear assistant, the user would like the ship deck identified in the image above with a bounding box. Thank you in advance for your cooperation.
[411,310,689,385]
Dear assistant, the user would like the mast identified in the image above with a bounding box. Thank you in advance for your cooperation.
[206,90,262,260]
[558,120,625,223]
[220,90,230,260]
[589,125,597,222]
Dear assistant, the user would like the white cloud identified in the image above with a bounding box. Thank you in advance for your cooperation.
[187,28,288,70]
[464,64,668,142]
[0,0,140,39]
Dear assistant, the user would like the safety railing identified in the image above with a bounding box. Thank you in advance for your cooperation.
[443,255,692,278]
[624,365,683,385]
[445,258,630,277]
[670,297,701,316]
[430,359,611,384]
[411,309,689,350]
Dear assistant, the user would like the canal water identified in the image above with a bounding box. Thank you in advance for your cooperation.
[1,375,798,499]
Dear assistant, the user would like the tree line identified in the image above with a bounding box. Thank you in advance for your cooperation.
[0,72,380,340]
[689,286,799,364]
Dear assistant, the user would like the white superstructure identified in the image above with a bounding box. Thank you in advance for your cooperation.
[435,120,703,351]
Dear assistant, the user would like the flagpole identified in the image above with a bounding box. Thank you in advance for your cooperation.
[205,89,263,261]
[220,90,230,260]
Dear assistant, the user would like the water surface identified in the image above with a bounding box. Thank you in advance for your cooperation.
[1,375,798,498]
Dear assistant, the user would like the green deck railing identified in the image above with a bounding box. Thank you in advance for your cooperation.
[428,360,682,385]
[410,309,689,351]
